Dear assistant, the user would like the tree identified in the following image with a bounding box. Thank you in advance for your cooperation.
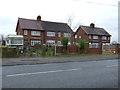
[0,34,5,46]
[65,15,83,31]
[78,39,87,54]
[61,37,69,54]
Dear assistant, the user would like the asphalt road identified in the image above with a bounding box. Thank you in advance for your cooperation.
[2,59,118,88]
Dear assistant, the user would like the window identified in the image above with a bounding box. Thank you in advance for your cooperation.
[57,41,61,45]
[64,33,71,37]
[11,39,23,44]
[47,40,55,44]
[89,43,99,48]
[102,36,107,40]
[18,32,20,35]
[31,31,40,36]
[108,37,110,40]
[24,30,27,35]
[58,32,61,37]
[75,35,77,38]
[89,35,91,39]
[47,32,55,36]
[93,35,98,39]
[31,40,41,46]
[79,36,81,39]
[68,41,71,45]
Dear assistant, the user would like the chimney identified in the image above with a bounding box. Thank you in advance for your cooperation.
[90,23,95,28]
[37,15,41,21]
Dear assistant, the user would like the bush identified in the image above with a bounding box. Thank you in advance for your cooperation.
[2,47,19,58]
[46,48,53,56]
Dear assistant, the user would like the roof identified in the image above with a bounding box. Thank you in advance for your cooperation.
[6,34,23,38]
[77,25,111,36]
[17,18,73,33]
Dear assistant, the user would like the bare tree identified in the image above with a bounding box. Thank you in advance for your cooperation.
[66,15,82,31]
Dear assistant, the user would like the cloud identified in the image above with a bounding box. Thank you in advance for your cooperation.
[0,0,118,42]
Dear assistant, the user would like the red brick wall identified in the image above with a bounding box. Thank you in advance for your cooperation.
[16,23,23,35]
[67,44,79,54]
[56,45,79,54]
[115,44,120,54]
[87,43,102,54]
[74,28,88,43]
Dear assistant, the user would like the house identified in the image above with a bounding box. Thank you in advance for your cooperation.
[5,34,23,48]
[16,16,73,47]
[74,23,111,54]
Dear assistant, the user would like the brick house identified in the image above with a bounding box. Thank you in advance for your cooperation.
[16,16,73,47]
[74,23,111,54]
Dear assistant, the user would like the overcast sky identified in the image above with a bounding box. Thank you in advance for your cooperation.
[0,0,119,42]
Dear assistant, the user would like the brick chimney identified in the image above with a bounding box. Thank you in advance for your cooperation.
[90,23,95,28]
[37,15,41,21]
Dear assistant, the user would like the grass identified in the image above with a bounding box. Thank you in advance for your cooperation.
[45,54,102,58]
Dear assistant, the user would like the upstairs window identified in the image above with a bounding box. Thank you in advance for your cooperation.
[47,32,55,37]
[64,33,71,37]
[89,35,91,39]
[93,35,98,39]
[24,30,27,35]
[79,36,81,39]
[75,35,77,38]
[58,32,61,37]
[102,36,107,40]
[31,31,40,36]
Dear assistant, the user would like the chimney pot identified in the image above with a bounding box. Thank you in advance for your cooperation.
[90,23,95,28]
[37,15,41,21]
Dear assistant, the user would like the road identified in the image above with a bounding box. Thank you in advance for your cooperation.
[2,59,118,88]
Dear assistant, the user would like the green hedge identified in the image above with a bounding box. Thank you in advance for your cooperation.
[2,47,19,58]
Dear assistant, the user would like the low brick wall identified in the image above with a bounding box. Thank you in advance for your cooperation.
[67,45,79,54]
[56,44,102,54]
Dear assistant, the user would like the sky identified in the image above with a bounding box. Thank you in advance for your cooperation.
[0,0,119,42]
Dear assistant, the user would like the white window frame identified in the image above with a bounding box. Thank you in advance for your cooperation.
[31,31,40,36]
[24,30,27,35]
[64,33,71,37]
[89,43,99,48]
[102,36,107,40]
[31,40,41,46]
[93,35,98,39]
[75,35,77,38]
[108,37,110,40]
[58,32,61,37]
[89,35,91,39]
[57,41,61,45]
[46,40,55,44]
[47,32,55,37]
[79,36,81,39]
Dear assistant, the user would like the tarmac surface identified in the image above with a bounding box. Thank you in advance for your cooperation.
[2,54,119,66]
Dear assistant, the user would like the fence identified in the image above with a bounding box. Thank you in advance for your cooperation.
[2,47,19,58]
[102,44,120,54]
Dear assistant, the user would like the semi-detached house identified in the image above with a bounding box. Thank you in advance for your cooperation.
[74,23,111,54]
[16,16,73,46]
[15,16,111,54]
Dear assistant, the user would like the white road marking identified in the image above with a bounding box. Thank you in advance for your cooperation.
[106,64,119,67]
[6,68,82,77]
